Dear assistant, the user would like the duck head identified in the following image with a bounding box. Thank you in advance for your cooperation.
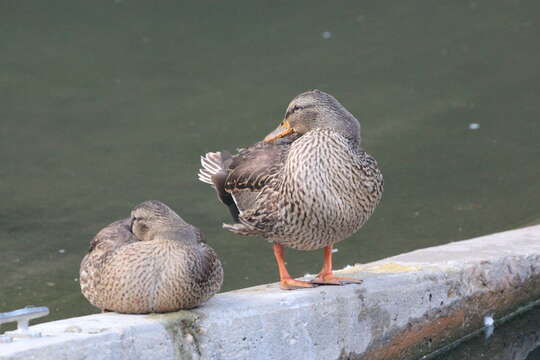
[130,200,191,241]
[264,90,361,144]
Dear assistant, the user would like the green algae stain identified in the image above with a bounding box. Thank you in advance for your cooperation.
[147,311,204,360]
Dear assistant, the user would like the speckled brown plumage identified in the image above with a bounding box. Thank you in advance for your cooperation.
[199,90,383,289]
[79,200,223,313]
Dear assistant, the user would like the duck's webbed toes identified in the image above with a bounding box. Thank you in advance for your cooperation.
[280,278,317,290]
[311,275,363,286]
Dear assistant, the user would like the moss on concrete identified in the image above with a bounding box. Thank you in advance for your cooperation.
[147,311,204,360]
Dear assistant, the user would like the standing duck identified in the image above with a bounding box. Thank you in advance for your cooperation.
[199,90,383,290]
[80,200,223,313]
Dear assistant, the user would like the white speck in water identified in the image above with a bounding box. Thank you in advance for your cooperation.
[46,282,56,287]
[58,249,66,254]
[469,123,480,130]
[322,31,332,39]
[332,248,339,253]
[483,315,495,338]
[74,278,79,282]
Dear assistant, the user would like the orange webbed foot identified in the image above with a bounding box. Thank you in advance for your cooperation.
[311,273,363,286]
[280,278,317,290]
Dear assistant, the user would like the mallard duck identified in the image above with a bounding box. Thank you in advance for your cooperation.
[199,90,383,290]
[79,200,223,313]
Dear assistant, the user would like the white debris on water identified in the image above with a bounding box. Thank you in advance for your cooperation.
[484,315,495,339]
[469,123,480,130]
[58,249,66,254]
[322,31,332,39]
[332,248,339,253]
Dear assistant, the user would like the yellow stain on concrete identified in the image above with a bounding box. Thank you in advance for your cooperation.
[336,263,421,274]
[365,263,421,273]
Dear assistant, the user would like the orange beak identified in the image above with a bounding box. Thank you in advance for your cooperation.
[263,120,295,142]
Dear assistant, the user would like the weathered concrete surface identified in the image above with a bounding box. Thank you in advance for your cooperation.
[1,225,540,360]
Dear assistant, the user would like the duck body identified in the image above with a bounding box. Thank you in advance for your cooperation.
[199,90,383,289]
[247,128,383,250]
[80,201,223,313]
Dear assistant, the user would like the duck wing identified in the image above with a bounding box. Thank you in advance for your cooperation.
[199,134,299,224]
[80,219,138,305]
[87,218,137,253]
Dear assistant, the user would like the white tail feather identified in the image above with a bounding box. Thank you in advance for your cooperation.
[198,152,225,186]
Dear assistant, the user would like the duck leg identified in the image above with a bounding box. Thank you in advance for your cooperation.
[311,245,363,285]
[273,243,315,290]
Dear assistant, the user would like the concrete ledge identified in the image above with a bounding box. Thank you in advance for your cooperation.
[2,225,540,360]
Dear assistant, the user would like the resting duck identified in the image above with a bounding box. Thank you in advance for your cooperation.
[79,200,223,313]
[199,90,383,290]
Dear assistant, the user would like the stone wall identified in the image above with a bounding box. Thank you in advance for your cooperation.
[2,225,540,360]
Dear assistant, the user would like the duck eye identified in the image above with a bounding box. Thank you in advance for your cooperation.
[286,105,302,118]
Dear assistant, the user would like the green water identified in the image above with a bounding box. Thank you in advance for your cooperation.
[432,303,540,360]
[1,0,539,335]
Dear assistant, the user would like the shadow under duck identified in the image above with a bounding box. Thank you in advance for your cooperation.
[199,90,383,290]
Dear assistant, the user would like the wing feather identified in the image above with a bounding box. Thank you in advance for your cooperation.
[198,133,299,229]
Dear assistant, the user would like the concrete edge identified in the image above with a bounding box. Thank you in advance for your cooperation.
[1,225,540,360]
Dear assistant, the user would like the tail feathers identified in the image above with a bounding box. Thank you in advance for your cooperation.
[198,152,227,186]
[223,213,265,236]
